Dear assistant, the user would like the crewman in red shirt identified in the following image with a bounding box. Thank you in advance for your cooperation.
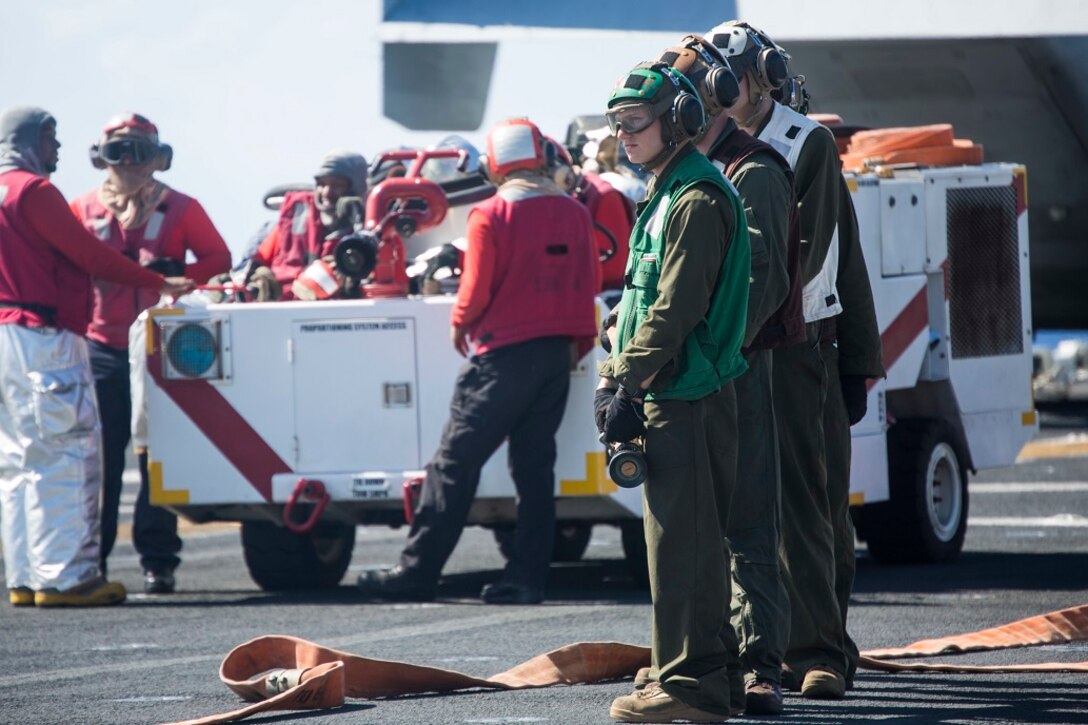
[358,118,597,605]
[71,113,231,594]
[0,106,193,608]
[543,136,634,292]
[250,150,368,299]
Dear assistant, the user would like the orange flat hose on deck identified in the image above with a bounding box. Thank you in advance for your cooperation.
[168,638,651,725]
[168,604,1088,724]
[859,602,1088,673]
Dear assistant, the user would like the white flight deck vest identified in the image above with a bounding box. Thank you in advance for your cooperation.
[757,104,843,323]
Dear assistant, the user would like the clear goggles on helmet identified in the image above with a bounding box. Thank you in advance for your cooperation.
[99,137,159,165]
[606,105,657,136]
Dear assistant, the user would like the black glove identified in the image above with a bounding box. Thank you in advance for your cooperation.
[594,387,616,435]
[840,375,869,426]
[143,256,185,277]
[598,312,617,353]
[603,387,647,443]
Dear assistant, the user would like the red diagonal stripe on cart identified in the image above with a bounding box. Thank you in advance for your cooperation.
[147,347,289,502]
[870,255,962,392]
[872,285,929,391]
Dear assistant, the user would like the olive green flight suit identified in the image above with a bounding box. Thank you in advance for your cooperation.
[601,145,750,715]
[707,123,794,687]
[765,116,885,683]
[823,175,885,682]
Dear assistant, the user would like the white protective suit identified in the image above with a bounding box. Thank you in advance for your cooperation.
[0,107,105,592]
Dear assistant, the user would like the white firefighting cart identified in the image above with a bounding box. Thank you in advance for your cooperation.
[137,148,1037,590]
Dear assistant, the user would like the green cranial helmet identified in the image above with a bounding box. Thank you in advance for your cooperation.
[607,62,706,153]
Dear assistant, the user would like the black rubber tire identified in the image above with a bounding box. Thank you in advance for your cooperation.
[492,522,594,563]
[857,419,969,563]
[619,520,649,588]
[552,522,593,562]
[240,521,356,590]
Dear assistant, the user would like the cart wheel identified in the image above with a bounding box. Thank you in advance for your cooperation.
[241,520,355,590]
[552,523,593,562]
[492,522,594,563]
[857,419,969,563]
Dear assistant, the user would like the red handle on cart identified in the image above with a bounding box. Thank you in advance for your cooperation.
[283,479,329,534]
[402,476,424,525]
[373,147,466,179]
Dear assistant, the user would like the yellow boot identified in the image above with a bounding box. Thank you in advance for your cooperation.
[34,577,126,607]
[8,587,34,607]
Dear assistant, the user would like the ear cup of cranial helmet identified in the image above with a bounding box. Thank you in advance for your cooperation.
[542,139,572,191]
[756,46,790,90]
[552,164,576,193]
[88,143,107,170]
[158,143,173,172]
[705,65,740,109]
[673,92,705,138]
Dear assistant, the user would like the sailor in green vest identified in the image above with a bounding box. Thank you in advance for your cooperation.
[596,62,751,724]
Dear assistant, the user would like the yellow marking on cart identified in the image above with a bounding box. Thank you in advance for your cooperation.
[560,451,617,496]
[145,306,185,354]
[148,459,190,505]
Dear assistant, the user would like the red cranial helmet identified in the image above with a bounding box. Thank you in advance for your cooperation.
[485,118,546,181]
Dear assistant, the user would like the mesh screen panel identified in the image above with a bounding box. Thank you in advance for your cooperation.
[946,185,1023,359]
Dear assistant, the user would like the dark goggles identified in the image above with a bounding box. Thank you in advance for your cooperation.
[606,105,657,136]
[99,137,159,165]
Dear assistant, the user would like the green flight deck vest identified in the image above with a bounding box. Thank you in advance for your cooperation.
[613,150,750,401]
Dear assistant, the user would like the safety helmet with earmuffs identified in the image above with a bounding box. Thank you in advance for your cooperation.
[657,34,740,122]
[606,62,705,170]
[88,112,173,171]
[706,21,790,94]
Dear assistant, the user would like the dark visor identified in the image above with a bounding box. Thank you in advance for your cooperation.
[99,138,158,165]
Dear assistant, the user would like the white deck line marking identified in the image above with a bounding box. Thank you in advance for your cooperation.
[0,605,610,689]
[971,482,1088,493]
[968,514,1088,527]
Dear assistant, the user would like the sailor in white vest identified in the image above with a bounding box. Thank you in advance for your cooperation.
[709,21,885,701]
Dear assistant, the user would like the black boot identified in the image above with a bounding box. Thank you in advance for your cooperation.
[480,581,543,604]
[357,566,436,601]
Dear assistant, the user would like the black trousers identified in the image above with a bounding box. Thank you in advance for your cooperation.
[399,336,571,590]
[90,339,181,574]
